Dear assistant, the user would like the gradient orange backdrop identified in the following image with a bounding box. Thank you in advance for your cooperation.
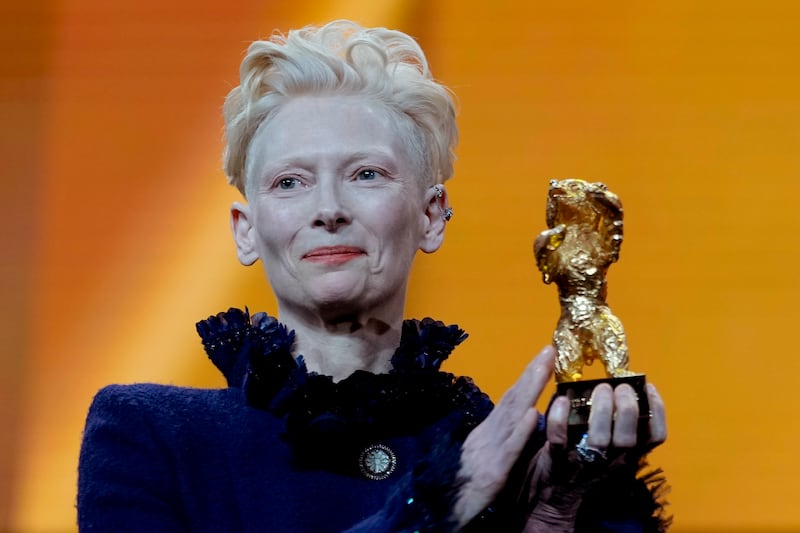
[4,1,800,531]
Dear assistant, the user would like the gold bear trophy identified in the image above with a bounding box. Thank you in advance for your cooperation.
[534,179,649,443]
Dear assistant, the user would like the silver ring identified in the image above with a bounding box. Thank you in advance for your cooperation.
[443,207,454,221]
[576,433,607,463]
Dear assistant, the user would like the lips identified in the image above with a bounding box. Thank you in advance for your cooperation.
[302,246,365,265]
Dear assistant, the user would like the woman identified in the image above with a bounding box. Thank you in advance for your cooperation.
[78,20,667,531]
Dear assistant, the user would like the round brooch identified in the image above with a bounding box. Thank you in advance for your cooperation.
[358,444,397,480]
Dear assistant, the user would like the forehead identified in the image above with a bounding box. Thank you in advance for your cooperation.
[246,96,419,178]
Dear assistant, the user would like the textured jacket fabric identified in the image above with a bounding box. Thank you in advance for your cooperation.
[79,383,468,532]
[78,310,494,531]
[77,309,667,532]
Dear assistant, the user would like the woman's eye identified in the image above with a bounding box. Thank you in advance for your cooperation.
[357,169,379,181]
[277,177,301,190]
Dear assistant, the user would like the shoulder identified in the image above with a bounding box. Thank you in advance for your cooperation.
[89,383,236,418]
[80,383,274,479]
[90,382,234,409]
[84,383,248,443]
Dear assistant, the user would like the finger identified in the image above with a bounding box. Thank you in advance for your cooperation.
[505,407,542,458]
[611,384,639,448]
[495,346,555,420]
[546,395,570,447]
[586,384,613,448]
[646,383,667,445]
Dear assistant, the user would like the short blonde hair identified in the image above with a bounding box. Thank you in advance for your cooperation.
[222,20,458,196]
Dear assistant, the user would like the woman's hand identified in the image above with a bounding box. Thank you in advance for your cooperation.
[523,381,667,532]
[452,346,556,527]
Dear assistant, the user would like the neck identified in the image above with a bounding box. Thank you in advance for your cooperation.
[278,308,403,382]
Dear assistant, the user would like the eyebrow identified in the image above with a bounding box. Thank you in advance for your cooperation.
[258,148,402,177]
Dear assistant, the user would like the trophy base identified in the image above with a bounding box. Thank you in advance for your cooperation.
[555,374,650,445]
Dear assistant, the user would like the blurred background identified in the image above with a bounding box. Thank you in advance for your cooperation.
[3,0,799,531]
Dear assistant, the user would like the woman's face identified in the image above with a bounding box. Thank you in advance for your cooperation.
[232,95,445,321]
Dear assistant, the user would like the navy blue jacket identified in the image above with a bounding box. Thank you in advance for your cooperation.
[77,309,666,531]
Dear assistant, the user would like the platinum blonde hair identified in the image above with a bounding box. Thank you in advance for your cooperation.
[222,20,458,196]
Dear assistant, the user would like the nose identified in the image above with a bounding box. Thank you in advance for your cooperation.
[312,179,352,231]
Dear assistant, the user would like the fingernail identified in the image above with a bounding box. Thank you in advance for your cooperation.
[551,395,568,415]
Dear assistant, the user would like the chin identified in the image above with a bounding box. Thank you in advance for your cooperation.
[311,287,398,321]
[306,278,370,311]
[285,271,402,319]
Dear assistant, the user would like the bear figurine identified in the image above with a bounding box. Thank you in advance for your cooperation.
[534,179,635,383]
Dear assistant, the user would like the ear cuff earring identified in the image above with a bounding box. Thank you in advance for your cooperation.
[433,185,454,221]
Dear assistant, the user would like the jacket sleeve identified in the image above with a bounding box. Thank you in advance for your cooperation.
[77,385,185,532]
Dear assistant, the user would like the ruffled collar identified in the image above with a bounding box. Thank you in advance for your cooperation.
[196,308,492,474]
[196,308,468,388]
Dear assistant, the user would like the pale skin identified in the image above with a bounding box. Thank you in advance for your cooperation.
[231,96,444,379]
[231,94,667,529]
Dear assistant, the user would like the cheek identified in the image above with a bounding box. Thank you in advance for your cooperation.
[254,204,301,248]
[377,207,424,253]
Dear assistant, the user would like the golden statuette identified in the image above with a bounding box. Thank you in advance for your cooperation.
[534,179,639,383]
[535,179,648,439]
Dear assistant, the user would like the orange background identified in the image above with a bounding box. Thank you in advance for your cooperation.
[3,1,799,531]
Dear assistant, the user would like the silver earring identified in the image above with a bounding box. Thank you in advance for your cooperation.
[433,185,452,221]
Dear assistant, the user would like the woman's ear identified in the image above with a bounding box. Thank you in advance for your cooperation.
[230,202,260,266]
[420,184,450,254]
